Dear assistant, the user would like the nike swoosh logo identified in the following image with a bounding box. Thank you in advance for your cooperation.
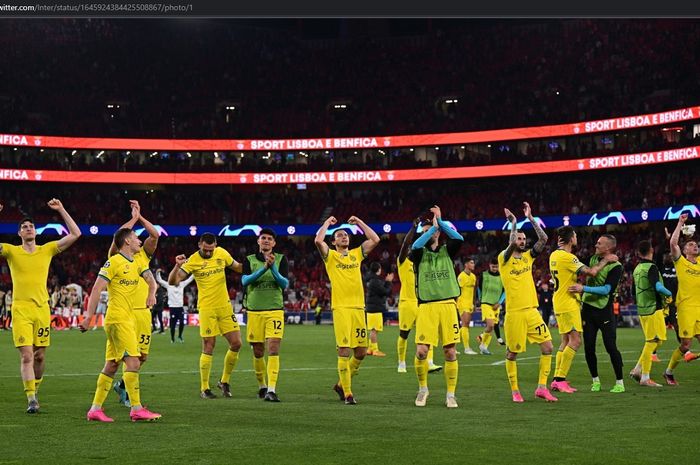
[603,320,610,324]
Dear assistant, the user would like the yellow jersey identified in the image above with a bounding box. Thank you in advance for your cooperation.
[323,247,365,310]
[397,257,417,302]
[181,247,234,310]
[0,241,60,307]
[674,255,700,309]
[456,271,477,311]
[99,252,147,324]
[549,248,584,313]
[498,249,539,312]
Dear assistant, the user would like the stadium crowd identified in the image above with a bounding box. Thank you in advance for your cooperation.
[1,19,699,139]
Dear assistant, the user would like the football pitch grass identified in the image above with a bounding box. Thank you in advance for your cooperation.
[1,325,699,465]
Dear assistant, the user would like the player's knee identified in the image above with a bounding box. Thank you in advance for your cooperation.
[541,341,553,355]
[33,351,45,364]
[251,344,265,358]
[415,345,429,359]
[139,354,148,364]
[443,346,457,361]
[399,330,410,339]
[229,341,242,352]
[19,352,33,365]
[680,339,692,351]
[506,351,517,361]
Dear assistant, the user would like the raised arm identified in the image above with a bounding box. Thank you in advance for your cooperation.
[109,200,140,257]
[398,218,420,264]
[138,208,160,257]
[168,254,189,285]
[670,213,687,261]
[523,202,547,254]
[314,216,336,260]
[48,199,82,252]
[155,270,169,287]
[349,216,380,256]
[502,208,518,262]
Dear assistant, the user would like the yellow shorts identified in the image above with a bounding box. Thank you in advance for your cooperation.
[398,300,418,331]
[481,303,500,322]
[12,302,51,348]
[132,309,152,355]
[555,311,582,334]
[332,307,368,348]
[639,311,667,342]
[415,300,460,348]
[676,305,700,339]
[459,305,475,315]
[104,321,140,362]
[199,306,240,338]
[504,308,551,353]
[246,310,284,343]
[366,312,384,331]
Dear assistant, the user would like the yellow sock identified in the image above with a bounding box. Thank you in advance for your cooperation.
[34,377,43,394]
[338,356,351,396]
[538,354,552,386]
[253,356,267,388]
[221,349,239,384]
[397,336,407,364]
[641,341,656,376]
[667,348,683,372]
[199,353,213,391]
[91,373,113,407]
[460,327,470,350]
[559,346,576,379]
[505,360,519,391]
[444,360,458,395]
[349,356,362,377]
[123,371,141,408]
[427,346,435,365]
[482,331,492,348]
[371,341,379,352]
[267,355,280,391]
[415,356,428,389]
[23,379,36,401]
[554,350,563,378]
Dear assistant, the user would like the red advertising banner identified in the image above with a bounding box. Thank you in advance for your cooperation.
[0,107,697,151]
[1,146,696,184]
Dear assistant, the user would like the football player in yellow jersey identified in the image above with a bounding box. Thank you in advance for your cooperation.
[0,199,81,414]
[80,228,161,422]
[549,225,617,394]
[457,257,478,355]
[107,201,160,406]
[663,213,700,385]
[315,215,380,405]
[500,202,558,403]
[169,232,243,399]
[396,219,442,373]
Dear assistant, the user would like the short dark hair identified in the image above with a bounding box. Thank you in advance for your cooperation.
[200,232,217,245]
[465,256,475,263]
[18,217,33,231]
[637,240,653,256]
[557,226,575,244]
[114,228,133,249]
[601,234,617,249]
[370,262,381,273]
[489,256,499,265]
[259,228,276,239]
[332,229,347,239]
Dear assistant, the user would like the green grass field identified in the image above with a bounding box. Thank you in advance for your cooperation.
[1,324,699,465]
